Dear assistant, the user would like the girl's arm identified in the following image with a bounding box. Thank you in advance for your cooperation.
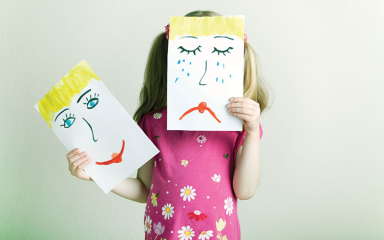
[67,148,153,203]
[233,129,260,200]
[227,97,261,200]
[90,158,154,203]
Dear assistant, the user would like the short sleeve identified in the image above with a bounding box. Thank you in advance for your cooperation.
[139,114,151,138]
[234,123,263,162]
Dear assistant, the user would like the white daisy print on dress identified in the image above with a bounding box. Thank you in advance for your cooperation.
[153,112,162,119]
[196,135,207,144]
[224,197,233,216]
[211,174,221,188]
[144,215,152,234]
[178,225,195,240]
[161,203,174,220]
[180,185,196,202]
[198,230,214,240]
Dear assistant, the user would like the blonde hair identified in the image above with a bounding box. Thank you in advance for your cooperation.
[134,10,271,130]
[169,16,244,41]
[37,60,100,128]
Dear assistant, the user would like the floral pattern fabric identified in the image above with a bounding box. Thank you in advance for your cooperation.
[139,107,263,239]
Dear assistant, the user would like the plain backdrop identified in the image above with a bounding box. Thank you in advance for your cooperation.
[1,0,383,239]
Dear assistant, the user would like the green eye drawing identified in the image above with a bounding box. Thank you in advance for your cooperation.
[178,46,202,55]
[84,93,99,109]
[61,114,76,128]
[212,47,233,56]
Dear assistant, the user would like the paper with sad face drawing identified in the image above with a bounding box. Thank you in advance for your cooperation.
[34,60,159,194]
[167,15,245,131]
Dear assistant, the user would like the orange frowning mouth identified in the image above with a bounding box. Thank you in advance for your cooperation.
[95,140,125,165]
[179,102,221,123]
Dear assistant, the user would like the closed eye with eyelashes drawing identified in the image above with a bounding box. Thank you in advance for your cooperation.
[212,47,233,56]
[178,46,202,55]
[177,45,234,56]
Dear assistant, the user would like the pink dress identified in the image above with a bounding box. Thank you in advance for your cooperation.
[139,107,263,240]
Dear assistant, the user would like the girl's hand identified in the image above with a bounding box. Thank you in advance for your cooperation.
[227,97,260,134]
[66,148,92,181]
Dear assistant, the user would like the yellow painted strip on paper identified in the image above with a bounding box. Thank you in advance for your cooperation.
[38,60,100,128]
[169,16,244,41]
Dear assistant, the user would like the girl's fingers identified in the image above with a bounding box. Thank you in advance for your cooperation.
[68,151,87,163]
[70,156,89,174]
[68,155,80,163]
[230,112,253,122]
[66,148,79,159]
[75,158,91,173]
[229,107,256,116]
[227,101,257,110]
[230,97,259,106]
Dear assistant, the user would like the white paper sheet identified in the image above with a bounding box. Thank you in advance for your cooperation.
[167,16,245,131]
[35,60,159,194]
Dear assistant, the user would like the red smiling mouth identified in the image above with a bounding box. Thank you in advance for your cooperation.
[95,140,125,165]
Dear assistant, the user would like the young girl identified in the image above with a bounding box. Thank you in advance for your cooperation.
[66,10,269,240]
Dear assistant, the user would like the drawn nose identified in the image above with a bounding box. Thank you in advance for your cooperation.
[82,117,98,142]
[199,60,208,86]
[198,102,207,113]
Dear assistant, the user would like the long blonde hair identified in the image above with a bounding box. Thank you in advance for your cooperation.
[133,10,270,129]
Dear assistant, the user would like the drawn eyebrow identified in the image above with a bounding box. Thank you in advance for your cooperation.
[214,36,234,40]
[54,108,69,122]
[77,89,91,103]
[179,36,198,39]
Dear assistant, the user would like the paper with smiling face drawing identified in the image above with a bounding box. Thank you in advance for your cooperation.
[34,60,159,194]
[167,15,245,131]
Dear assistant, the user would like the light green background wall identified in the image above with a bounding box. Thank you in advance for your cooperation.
[1,0,383,239]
